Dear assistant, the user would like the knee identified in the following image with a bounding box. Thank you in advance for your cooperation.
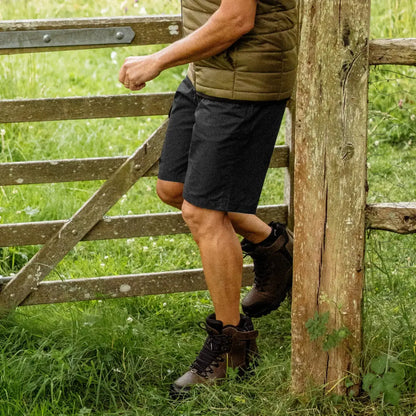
[156,179,184,209]
[182,201,227,243]
[181,201,203,233]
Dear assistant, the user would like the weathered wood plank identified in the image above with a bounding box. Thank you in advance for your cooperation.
[0,205,288,247]
[0,93,174,123]
[0,16,182,55]
[291,0,370,395]
[0,146,288,186]
[0,121,167,312]
[0,266,255,306]
[284,102,296,231]
[366,202,416,234]
[0,157,158,186]
[369,38,416,66]
[269,145,290,170]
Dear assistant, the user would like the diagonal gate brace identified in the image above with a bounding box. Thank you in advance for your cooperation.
[0,120,168,313]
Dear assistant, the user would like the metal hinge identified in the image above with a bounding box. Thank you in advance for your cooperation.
[0,27,135,49]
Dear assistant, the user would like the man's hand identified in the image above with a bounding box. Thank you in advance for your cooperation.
[118,55,162,91]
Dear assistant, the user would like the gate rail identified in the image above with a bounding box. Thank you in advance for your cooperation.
[0,15,288,310]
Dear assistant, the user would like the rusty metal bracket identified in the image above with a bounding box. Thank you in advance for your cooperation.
[0,27,135,49]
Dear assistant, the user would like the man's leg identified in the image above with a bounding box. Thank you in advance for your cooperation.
[156,180,293,319]
[156,178,273,242]
[228,212,272,243]
[181,200,242,326]
[169,199,259,398]
[156,179,184,210]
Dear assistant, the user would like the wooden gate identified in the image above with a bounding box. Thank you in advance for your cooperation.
[1,3,416,396]
[0,16,290,310]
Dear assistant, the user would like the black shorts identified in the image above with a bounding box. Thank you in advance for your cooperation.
[158,77,287,214]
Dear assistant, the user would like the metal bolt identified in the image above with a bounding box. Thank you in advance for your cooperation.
[72,229,78,235]
[43,34,51,43]
[116,31,124,40]
[134,164,141,170]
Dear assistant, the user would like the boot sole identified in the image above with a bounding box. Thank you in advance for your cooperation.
[169,360,259,400]
[242,300,282,318]
[169,384,191,401]
[242,286,291,318]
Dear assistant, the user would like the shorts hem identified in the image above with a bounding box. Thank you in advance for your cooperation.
[157,173,185,184]
[183,193,257,215]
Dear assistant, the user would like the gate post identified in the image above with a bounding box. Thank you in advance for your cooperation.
[291,0,370,394]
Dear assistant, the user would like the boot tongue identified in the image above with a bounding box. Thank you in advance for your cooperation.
[206,314,254,333]
[205,315,224,334]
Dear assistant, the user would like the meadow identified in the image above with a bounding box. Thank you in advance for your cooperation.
[0,0,416,414]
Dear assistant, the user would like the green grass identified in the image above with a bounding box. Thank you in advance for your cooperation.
[1,0,416,414]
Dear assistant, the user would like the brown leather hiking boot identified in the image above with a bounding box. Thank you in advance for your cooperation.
[241,222,293,318]
[170,314,258,399]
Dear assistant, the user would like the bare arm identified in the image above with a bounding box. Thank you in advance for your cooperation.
[119,0,257,90]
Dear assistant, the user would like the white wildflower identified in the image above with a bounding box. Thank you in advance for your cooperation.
[24,206,40,217]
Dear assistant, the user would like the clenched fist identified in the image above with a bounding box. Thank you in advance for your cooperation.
[118,55,162,91]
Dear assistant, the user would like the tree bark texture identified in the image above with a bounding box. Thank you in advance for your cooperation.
[291,0,370,394]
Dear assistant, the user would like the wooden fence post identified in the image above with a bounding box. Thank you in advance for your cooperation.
[291,0,370,394]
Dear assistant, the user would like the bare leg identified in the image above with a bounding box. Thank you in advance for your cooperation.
[228,212,271,244]
[156,179,184,210]
[157,179,271,243]
[181,200,242,326]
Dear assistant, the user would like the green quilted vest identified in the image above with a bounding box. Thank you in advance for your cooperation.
[182,0,298,101]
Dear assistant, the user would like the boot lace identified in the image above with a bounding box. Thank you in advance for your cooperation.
[190,324,232,378]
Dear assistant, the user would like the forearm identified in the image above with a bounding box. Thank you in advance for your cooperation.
[153,11,249,71]
[119,0,257,90]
